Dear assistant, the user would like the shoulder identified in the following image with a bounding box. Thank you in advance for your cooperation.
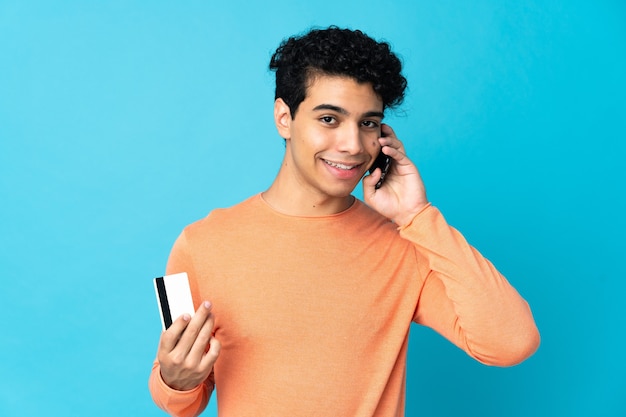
[351,199,397,230]
[182,194,262,238]
[323,199,403,244]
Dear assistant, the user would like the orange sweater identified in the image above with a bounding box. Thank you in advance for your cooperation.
[149,195,539,417]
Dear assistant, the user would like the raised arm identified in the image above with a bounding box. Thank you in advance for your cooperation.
[364,124,539,365]
[402,206,539,366]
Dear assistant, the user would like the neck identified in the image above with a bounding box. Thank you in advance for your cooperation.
[263,174,355,217]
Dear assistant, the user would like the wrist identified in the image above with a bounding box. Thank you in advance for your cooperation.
[394,202,431,227]
[160,370,204,393]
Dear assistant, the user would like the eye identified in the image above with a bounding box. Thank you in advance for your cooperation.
[320,116,336,124]
[362,120,380,129]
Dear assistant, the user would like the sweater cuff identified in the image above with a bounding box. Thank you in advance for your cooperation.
[397,202,434,231]
[157,370,205,397]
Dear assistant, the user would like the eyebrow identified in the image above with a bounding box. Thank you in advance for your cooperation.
[312,104,384,119]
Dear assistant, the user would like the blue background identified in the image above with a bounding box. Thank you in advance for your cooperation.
[1,1,624,416]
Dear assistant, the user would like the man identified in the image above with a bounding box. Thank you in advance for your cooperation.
[149,27,540,417]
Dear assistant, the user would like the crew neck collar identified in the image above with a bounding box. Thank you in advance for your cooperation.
[257,193,359,219]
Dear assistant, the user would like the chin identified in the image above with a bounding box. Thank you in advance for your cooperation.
[324,183,359,199]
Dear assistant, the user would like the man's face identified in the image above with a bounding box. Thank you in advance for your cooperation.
[275,75,384,201]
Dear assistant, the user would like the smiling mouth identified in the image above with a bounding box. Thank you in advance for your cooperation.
[323,159,361,170]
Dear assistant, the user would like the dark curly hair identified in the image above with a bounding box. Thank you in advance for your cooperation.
[269,26,407,117]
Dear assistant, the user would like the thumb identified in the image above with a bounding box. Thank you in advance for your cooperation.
[362,169,381,202]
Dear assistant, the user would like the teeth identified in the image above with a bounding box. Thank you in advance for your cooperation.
[324,160,357,170]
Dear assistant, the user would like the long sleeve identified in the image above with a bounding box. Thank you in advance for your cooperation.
[148,196,540,416]
[401,204,540,366]
[148,231,214,417]
[148,362,212,417]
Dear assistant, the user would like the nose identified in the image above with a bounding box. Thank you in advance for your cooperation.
[337,124,365,155]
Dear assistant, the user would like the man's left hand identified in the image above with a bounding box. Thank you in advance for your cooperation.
[363,124,429,226]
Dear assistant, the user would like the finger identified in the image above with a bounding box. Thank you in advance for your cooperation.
[187,311,216,361]
[174,301,213,356]
[159,313,192,352]
[379,125,408,152]
[200,336,221,370]
[380,123,396,138]
[381,125,405,148]
[379,136,407,156]
[362,167,381,194]
[378,142,413,170]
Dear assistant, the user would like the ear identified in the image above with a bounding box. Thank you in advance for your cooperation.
[274,98,292,140]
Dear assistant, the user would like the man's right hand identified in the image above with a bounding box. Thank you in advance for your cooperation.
[157,301,221,391]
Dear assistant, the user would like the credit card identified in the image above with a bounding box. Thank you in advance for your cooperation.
[153,272,195,330]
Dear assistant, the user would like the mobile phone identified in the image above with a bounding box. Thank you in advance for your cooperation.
[369,150,391,189]
[154,272,195,330]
